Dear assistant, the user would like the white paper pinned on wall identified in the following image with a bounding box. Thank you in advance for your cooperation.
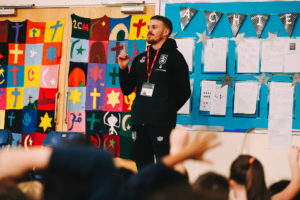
[237,39,260,73]
[175,38,195,72]
[268,82,294,149]
[234,81,259,114]
[261,39,285,72]
[178,79,194,114]
[284,38,300,73]
[261,38,300,73]
[203,38,228,72]
[200,80,228,115]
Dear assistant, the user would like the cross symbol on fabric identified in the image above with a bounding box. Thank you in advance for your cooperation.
[12,23,24,43]
[111,42,123,63]
[109,67,119,85]
[12,87,20,108]
[10,65,20,86]
[8,112,15,126]
[10,44,23,64]
[87,113,100,130]
[50,20,63,41]
[90,88,100,109]
[133,19,146,38]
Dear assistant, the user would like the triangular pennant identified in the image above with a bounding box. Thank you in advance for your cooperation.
[250,14,269,37]
[204,11,222,34]
[180,7,198,31]
[227,14,246,37]
[279,13,298,37]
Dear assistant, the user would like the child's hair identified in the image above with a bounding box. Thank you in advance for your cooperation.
[230,155,270,200]
[192,171,229,200]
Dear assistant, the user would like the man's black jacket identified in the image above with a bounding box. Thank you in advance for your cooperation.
[119,38,191,126]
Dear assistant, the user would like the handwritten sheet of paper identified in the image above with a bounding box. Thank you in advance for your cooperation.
[210,84,228,115]
[284,39,300,72]
[261,39,285,72]
[175,38,195,72]
[237,39,260,73]
[200,80,228,115]
[268,82,294,149]
[203,38,228,72]
[200,80,216,111]
[178,79,194,114]
[234,81,259,114]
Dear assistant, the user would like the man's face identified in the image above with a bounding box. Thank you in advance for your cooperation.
[146,19,169,44]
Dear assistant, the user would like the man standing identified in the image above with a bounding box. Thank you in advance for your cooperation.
[118,15,191,170]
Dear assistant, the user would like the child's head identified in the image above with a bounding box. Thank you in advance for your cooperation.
[229,155,269,200]
[192,171,229,200]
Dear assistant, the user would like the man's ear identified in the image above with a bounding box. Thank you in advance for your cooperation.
[163,28,170,38]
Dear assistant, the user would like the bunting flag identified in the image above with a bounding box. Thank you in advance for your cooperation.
[0,19,64,137]
[279,13,298,37]
[250,14,269,37]
[204,11,223,34]
[227,14,246,37]
[180,7,198,31]
[67,14,149,158]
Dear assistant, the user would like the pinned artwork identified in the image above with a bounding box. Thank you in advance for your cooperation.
[67,14,151,158]
[0,19,64,136]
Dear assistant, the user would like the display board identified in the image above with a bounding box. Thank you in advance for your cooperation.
[165,2,300,132]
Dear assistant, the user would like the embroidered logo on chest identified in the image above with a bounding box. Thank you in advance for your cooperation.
[140,56,146,63]
[159,54,168,67]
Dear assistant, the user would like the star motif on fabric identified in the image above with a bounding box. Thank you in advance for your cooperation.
[255,73,272,87]
[196,30,210,46]
[231,32,246,45]
[169,32,178,39]
[89,64,104,83]
[30,49,37,58]
[39,112,52,132]
[50,79,56,86]
[290,73,300,86]
[102,21,106,26]
[219,73,235,88]
[69,89,82,105]
[109,139,116,148]
[46,45,57,62]
[76,45,86,55]
[107,90,120,108]
[266,30,279,41]
[0,68,4,77]
[0,53,3,60]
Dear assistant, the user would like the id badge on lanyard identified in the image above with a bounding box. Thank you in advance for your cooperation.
[140,47,159,97]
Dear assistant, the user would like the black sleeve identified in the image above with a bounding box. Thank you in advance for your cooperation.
[46,146,119,200]
[172,51,191,111]
[119,160,189,200]
[119,58,138,96]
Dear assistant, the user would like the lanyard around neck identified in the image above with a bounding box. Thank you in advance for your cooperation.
[146,47,160,81]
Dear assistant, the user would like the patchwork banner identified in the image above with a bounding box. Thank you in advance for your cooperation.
[67,14,150,158]
[0,19,65,137]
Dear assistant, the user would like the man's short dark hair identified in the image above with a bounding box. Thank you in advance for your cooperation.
[150,15,173,37]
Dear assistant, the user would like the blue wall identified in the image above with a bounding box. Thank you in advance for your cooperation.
[167,2,300,131]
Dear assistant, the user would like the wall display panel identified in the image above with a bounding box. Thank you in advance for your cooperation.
[165,2,300,132]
